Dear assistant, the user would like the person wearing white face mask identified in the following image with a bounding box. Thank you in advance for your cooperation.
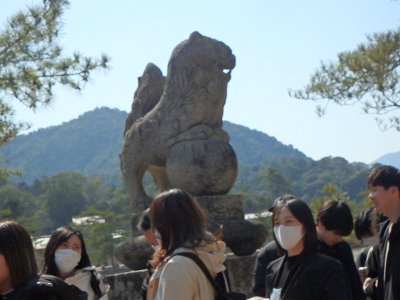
[249,197,351,300]
[252,194,296,297]
[42,226,110,300]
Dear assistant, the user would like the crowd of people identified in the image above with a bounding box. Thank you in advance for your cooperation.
[0,164,399,300]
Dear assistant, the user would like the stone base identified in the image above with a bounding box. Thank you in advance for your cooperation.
[114,194,267,269]
[194,194,244,222]
[114,235,153,270]
[195,194,267,256]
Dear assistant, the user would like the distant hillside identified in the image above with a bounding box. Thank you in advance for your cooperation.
[374,151,400,169]
[223,122,308,165]
[0,107,126,184]
[0,107,378,203]
[0,107,308,184]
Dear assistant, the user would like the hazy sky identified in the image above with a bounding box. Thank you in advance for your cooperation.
[1,0,399,164]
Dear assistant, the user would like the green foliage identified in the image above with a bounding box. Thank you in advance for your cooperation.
[0,108,376,218]
[309,183,372,246]
[72,207,130,266]
[259,166,293,199]
[0,0,110,146]
[41,172,88,227]
[0,172,132,265]
[0,183,36,218]
[290,27,400,131]
[224,121,307,166]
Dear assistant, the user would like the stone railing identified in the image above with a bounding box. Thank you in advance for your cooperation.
[103,252,257,300]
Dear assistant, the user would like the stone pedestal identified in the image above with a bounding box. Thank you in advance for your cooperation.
[114,194,267,269]
[195,194,267,256]
[114,235,153,270]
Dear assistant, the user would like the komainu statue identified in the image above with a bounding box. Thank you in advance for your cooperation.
[120,31,238,211]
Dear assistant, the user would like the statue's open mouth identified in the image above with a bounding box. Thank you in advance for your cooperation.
[220,67,233,80]
[218,55,235,79]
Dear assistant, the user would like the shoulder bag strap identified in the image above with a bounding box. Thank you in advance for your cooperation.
[171,252,221,293]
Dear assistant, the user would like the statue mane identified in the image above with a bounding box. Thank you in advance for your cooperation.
[132,31,235,131]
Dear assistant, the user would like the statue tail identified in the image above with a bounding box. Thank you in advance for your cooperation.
[124,63,165,134]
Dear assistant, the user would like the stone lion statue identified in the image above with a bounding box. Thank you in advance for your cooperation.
[120,31,237,211]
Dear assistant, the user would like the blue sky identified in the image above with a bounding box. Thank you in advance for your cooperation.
[1,0,399,164]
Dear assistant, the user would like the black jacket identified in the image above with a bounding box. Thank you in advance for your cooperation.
[265,251,351,300]
[252,240,280,296]
[375,219,400,300]
[0,275,88,300]
[318,240,366,300]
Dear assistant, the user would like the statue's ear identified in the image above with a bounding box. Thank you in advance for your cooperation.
[189,31,202,40]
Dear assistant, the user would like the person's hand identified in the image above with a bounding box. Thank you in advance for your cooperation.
[358,266,368,283]
[27,275,63,294]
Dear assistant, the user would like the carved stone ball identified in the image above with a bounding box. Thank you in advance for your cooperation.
[114,235,153,270]
[166,138,237,196]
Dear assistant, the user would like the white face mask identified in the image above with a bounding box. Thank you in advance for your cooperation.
[362,235,379,247]
[274,224,304,251]
[54,249,81,274]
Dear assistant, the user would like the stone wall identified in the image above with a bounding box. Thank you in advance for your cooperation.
[103,252,257,300]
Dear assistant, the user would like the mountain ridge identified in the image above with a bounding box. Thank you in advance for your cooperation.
[1,106,395,202]
[0,107,308,183]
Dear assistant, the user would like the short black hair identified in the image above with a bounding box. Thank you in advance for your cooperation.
[317,199,353,236]
[367,165,400,190]
[354,208,375,240]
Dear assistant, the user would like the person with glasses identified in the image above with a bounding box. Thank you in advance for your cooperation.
[365,165,400,300]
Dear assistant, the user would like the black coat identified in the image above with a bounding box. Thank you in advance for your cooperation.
[0,275,88,300]
[318,240,366,300]
[252,240,280,297]
[375,219,400,300]
[265,251,351,300]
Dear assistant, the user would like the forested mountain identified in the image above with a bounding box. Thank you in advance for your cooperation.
[0,107,308,183]
[0,107,125,184]
[0,107,374,203]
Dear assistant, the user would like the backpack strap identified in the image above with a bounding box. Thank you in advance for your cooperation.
[171,252,222,293]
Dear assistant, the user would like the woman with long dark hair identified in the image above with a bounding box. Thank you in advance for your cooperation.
[42,226,109,300]
[261,198,351,300]
[147,188,226,300]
